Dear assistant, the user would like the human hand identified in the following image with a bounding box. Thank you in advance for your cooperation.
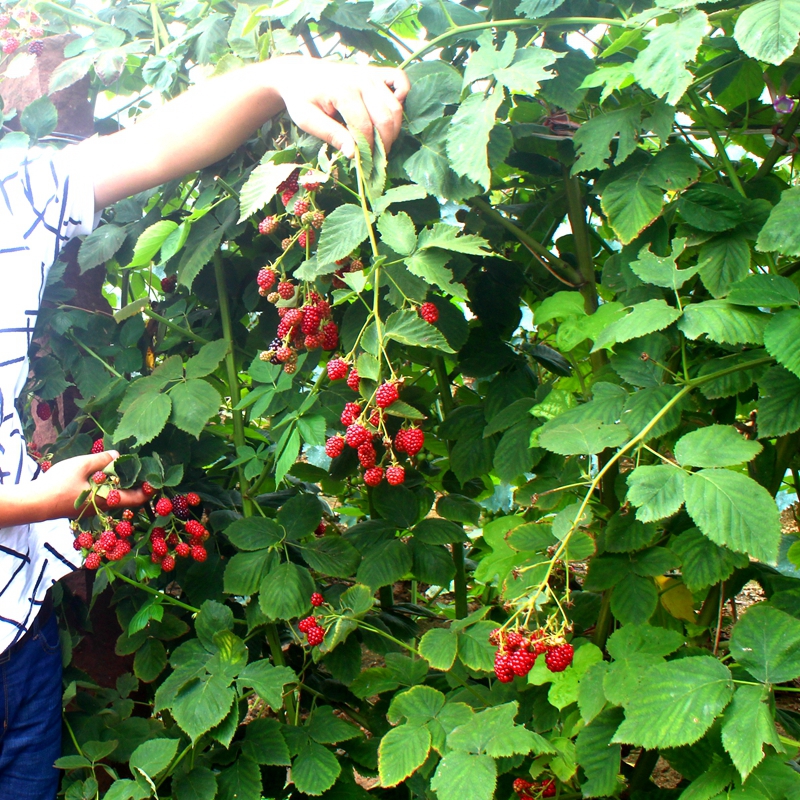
[272,57,410,158]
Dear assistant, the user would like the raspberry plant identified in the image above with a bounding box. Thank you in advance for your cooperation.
[11,0,800,797]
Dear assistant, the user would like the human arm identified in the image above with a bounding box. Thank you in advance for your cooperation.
[80,55,410,209]
[0,451,147,528]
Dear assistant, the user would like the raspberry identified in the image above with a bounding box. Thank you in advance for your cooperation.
[267,291,280,303]
[327,359,348,381]
[510,649,537,676]
[419,302,439,323]
[303,181,321,192]
[0,14,9,28]
[311,211,325,229]
[258,216,278,235]
[283,308,304,328]
[505,630,525,650]
[142,481,155,497]
[315,521,327,536]
[161,276,177,293]
[346,424,370,448]
[176,542,190,558]
[281,189,296,206]
[375,382,399,409]
[77,532,94,550]
[301,306,322,334]
[151,553,163,564]
[154,497,173,517]
[386,465,405,485]
[294,197,310,216]
[310,592,324,607]
[530,630,548,656]
[298,616,318,633]
[151,527,166,540]
[3,37,18,54]
[403,427,424,456]
[29,26,44,38]
[40,460,51,472]
[542,780,556,798]
[322,321,339,351]
[115,521,133,538]
[489,628,502,646]
[341,402,362,426]
[394,429,407,453]
[172,494,190,520]
[545,643,574,673]
[368,409,381,427]
[167,532,180,547]
[185,520,206,537]
[276,346,293,363]
[91,439,104,454]
[106,489,121,508]
[298,229,315,249]
[284,362,297,374]
[257,267,276,290]
[346,368,360,392]
[494,653,514,683]
[186,492,201,507]
[162,555,176,572]
[99,531,117,551]
[306,626,324,646]
[276,320,291,339]
[191,545,207,562]
[350,258,364,271]
[281,238,292,251]
[36,401,51,421]
[123,509,134,521]
[358,442,376,467]
[85,552,101,570]
[513,779,533,795]
[316,299,331,318]
[278,281,295,300]
[325,436,345,458]
[73,539,82,552]
[364,467,384,486]
[27,39,42,55]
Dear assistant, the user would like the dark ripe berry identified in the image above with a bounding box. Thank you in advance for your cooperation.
[363,466,384,487]
[310,592,324,607]
[341,402,361,426]
[298,229,315,248]
[294,197,310,217]
[306,625,324,646]
[510,649,537,676]
[185,519,206,537]
[346,424,370,448]
[315,521,326,536]
[99,531,117,551]
[375,382,399,409]
[186,492,201,507]
[40,460,51,472]
[541,780,556,798]
[154,497,173,517]
[36,401,51,421]
[172,494,190,520]
[257,267,276,290]
[493,653,514,683]
[151,527,166,540]
[386,465,405,485]
[161,275,177,293]
[176,542,190,558]
[357,442,376,467]
[321,321,339,350]
[191,545,207,562]
[3,37,19,54]
[142,481,155,497]
[91,438,104,454]
[167,532,180,547]
[346,368,360,392]
[403,427,424,456]
[298,616,318,633]
[85,552,101,570]
[73,541,82,553]
[545,643,574,673]
[419,302,439,323]
[513,778,533,795]
[258,216,278,235]
[115,521,133,538]
[106,490,121,508]
[92,471,106,485]
[77,532,94,550]
[327,359,348,381]
[278,281,295,299]
[311,211,325,229]
[162,555,176,572]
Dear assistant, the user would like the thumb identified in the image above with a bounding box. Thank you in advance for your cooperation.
[290,103,356,159]
[81,450,120,475]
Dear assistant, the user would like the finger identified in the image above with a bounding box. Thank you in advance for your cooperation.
[118,489,148,508]
[383,68,411,102]
[362,83,404,151]
[289,103,356,158]
[73,450,120,477]
[335,91,374,153]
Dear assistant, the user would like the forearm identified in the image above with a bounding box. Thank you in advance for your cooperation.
[0,482,63,528]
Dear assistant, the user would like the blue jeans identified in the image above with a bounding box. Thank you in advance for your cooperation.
[0,612,62,799]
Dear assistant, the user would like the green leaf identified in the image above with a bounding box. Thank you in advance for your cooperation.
[78,224,128,273]
[419,627,458,670]
[679,761,738,800]
[412,518,467,544]
[403,62,461,134]
[539,420,630,455]
[611,574,658,624]
[765,308,800,379]
[626,465,686,522]
[238,161,297,221]
[384,309,454,352]
[378,724,431,787]
[195,600,233,649]
[462,30,515,86]
[172,674,235,743]
[684,469,781,564]
[621,384,686,440]
[185,340,229,379]
[535,291,586,325]
[494,419,539,481]
[678,184,751,232]
[308,708,361,744]
[129,738,179,780]
[730,603,800,683]
[578,662,609,724]
[675,425,762,468]
[416,223,490,256]
[238,661,296,709]
[606,624,685,659]
[277,493,323,539]
[169,380,221,438]
[172,767,217,800]
[697,234,751,298]
[242,718,291,765]
[437,494,481,526]
[723,685,783,779]
[134,639,167,683]
[378,211,416,255]
[576,708,624,798]
[728,274,800,308]
[734,0,800,65]
[446,91,504,189]
[292,741,341,796]
[672,528,748,592]
[404,250,464,298]
[593,299,683,351]
[177,215,226,290]
[758,367,800,438]
[259,561,315,620]
[495,47,562,95]
[225,517,283,550]
[356,540,412,588]
[20,96,58,139]
[388,684,446,726]
[129,221,179,267]
[114,392,171,446]
[613,656,733,748]
[223,549,274,595]
[217,756,262,800]
[572,104,642,173]
[317,205,371,265]
[300,536,360,577]
[678,300,768,345]
[431,752,496,800]
[630,239,697,290]
[448,702,538,757]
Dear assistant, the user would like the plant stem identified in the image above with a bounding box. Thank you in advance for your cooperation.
[143,307,211,345]
[109,568,201,614]
[592,590,613,650]
[753,100,800,180]
[67,333,124,379]
[628,749,660,792]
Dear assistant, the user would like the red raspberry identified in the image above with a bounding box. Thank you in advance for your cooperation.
[301,306,322,334]
[3,37,19,54]
[505,630,525,650]
[494,653,514,683]
[39,460,51,472]
[310,592,324,607]
[162,555,176,572]
[191,545,207,562]
[311,211,325,229]
[185,520,206,537]
[0,14,10,27]
[176,542,190,558]
[419,302,439,323]
[298,229,315,249]
[283,308,304,328]
[321,321,339,350]
[167,532,180,547]
[386,465,405,485]
[315,299,331,318]
[73,539,82,552]
[315,521,327,536]
[327,359,348,381]
[29,26,44,38]
[106,489,121,508]
[99,531,117,551]
[510,649,537,676]
[172,494,190,520]
[122,509,134,521]
[346,368,360,392]
[306,626,324,646]
[375,382,399,409]
[154,497,173,517]
[346,424,370,448]
[541,780,556,798]
[257,268,276,290]
[186,492,201,507]
[85,552,101,570]
[298,616,318,633]
[142,481,155,497]
[258,216,278,235]
[115,521,133,538]
[303,180,321,192]
[304,333,323,350]
[276,320,291,339]
[92,471,106,485]
[368,409,382,427]
[36,401,51,421]
[530,630,548,656]
[294,197,310,216]
[364,467,384,486]
[77,532,94,550]
[276,346,293,363]
[325,436,345,458]
[341,402,361,426]
[281,189,296,206]
[513,779,533,795]
[91,439,104,454]
[278,281,295,300]
[403,427,424,456]
[394,429,407,453]
[151,527,166,540]
[545,643,574,673]
[358,442,376,467]
[151,553,163,565]
[161,276,177,293]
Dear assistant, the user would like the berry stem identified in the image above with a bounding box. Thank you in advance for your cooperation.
[66,332,124,379]
[109,568,202,614]
[143,306,211,345]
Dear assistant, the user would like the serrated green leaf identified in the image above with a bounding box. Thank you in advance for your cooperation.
[114,392,171,446]
[698,234,751,298]
[672,528,748,592]
[78,224,128,273]
[130,738,179,780]
[678,300,768,345]
[576,708,624,798]
[419,627,458,670]
[572,104,643,173]
[728,274,800,308]
[626,464,686,522]
[431,751,496,800]
[238,661,296,709]
[185,340,229,380]
[378,724,431,787]
[384,309,454,352]
[238,161,297,221]
[675,425,762,468]
[758,366,800,438]
[378,211,416,255]
[606,623,684,659]
[129,221,179,267]
[593,299,683,351]
[169,380,221,438]
[539,420,630,455]
[722,685,783,779]
[765,308,800,378]
[495,47,562,95]
[172,674,235,743]
[259,561,315,620]
[611,574,658,624]
[217,756,262,800]
[446,91,504,189]
[317,205,372,265]
[734,0,800,65]
[730,603,800,683]
[630,238,697,290]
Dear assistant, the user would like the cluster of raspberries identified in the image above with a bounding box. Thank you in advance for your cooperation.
[490,628,574,682]
[0,7,44,55]
[297,592,326,646]
[73,508,136,569]
[513,778,557,799]
[256,168,325,253]
[150,492,208,571]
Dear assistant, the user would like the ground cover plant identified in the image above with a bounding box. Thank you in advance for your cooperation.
[6,0,800,796]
